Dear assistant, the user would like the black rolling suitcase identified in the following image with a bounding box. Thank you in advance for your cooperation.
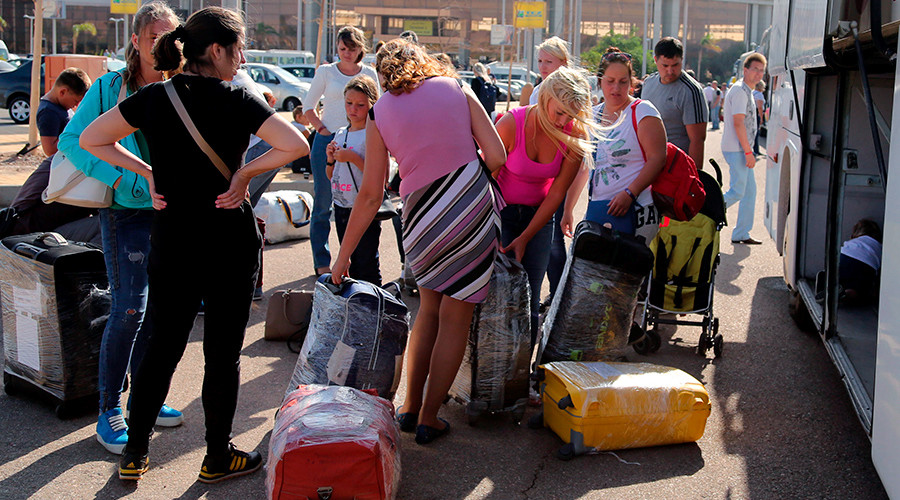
[449,254,531,425]
[285,275,409,401]
[538,221,654,363]
[1,232,109,417]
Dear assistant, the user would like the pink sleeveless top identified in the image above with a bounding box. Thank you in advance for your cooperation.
[374,77,477,197]
[496,106,567,207]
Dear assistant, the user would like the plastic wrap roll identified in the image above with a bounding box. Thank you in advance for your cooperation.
[1,233,108,402]
[450,254,531,413]
[285,277,409,401]
[539,361,711,452]
[267,385,401,500]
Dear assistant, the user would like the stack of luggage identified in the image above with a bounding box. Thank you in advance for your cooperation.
[538,221,654,363]
[449,254,531,424]
[1,232,108,417]
[285,275,409,401]
[268,385,401,499]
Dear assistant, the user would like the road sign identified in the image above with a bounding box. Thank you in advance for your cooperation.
[110,0,139,15]
[491,25,514,46]
[513,1,546,29]
[43,0,66,19]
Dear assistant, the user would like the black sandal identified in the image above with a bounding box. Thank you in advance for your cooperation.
[415,418,450,445]
[396,411,418,433]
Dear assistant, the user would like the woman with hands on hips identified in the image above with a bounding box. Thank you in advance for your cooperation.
[80,6,308,483]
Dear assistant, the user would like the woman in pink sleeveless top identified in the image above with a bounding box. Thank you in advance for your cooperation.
[331,39,506,445]
[495,67,597,351]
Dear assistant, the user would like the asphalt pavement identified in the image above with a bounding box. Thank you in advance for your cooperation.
[0,126,889,499]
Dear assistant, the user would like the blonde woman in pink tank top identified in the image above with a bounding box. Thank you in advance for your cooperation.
[494,67,598,351]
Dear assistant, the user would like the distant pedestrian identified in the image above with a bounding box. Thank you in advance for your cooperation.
[753,80,766,155]
[721,53,767,245]
[640,37,709,169]
[471,62,497,115]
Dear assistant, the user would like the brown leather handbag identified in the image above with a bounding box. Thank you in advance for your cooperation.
[264,289,314,342]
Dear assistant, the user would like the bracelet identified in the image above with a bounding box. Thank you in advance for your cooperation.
[318,126,328,134]
[326,161,335,166]
[744,151,753,156]
[624,188,637,202]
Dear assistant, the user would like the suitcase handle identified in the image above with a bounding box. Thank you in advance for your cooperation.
[321,273,359,294]
[557,394,574,410]
[12,242,47,260]
[381,281,402,300]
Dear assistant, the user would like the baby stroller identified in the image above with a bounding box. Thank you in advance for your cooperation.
[634,159,728,357]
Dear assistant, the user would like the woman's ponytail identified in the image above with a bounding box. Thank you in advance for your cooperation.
[153,29,183,72]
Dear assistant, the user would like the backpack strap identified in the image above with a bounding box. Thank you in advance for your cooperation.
[630,99,647,162]
[164,80,232,182]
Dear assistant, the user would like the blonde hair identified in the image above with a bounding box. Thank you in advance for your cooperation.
[376,38,456,94]
[473,62,488,79]
[536,36,572,67]
[535,66,599,167]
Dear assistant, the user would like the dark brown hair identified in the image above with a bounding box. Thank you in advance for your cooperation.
[153,7,244,75]
[344,75,379,107]
[597,46,634,79]
[54,67,91,95]
[124,1,180,92]
[852,219,882,242]
[337,26,367,63]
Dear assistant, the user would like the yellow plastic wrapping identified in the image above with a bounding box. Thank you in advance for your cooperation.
[539,361,710,455]
[1,233,107,402]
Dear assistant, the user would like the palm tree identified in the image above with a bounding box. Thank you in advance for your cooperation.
[72,22,97,54]
[0,16,8,33]
[254,22,279,49]
[697,33,721,81]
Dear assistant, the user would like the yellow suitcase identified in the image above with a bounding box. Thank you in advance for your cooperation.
[534,361,711,459]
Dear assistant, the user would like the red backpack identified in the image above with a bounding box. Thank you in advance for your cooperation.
[630,100,706,221]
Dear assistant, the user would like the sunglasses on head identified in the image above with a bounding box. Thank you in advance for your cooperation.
[602,52,633,63]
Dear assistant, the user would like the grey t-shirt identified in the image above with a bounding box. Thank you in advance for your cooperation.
[640,72,709,152]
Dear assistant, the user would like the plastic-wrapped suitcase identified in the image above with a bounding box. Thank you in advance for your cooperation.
[267,384,401,500]
[533,361,711,459]
[449,254,531,425]
[538,221,653,363]
[1,232,108,417]
[285,275,409,401]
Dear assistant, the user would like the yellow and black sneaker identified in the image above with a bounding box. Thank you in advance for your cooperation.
[197,443,262,484]
[119,451,149,481]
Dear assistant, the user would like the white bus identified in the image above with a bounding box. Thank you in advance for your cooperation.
[764,0,900,494]
[244,49,315,67]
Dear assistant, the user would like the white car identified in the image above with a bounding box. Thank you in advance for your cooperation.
[242,62,310,111]
[281,64,316,85]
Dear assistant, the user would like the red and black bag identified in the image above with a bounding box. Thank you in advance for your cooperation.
[631,100,706,221]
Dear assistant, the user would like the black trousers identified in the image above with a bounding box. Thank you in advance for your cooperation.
[125,202,261,456]
[333,205,382,286]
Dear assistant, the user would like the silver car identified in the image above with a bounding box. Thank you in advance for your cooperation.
[281,64,316,85]
[242,62,310,111]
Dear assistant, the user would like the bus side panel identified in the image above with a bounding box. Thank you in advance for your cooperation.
[871,33,900,499]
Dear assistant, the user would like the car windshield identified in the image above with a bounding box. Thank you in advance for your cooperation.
[267,65,303,85]
[0,61,15,72]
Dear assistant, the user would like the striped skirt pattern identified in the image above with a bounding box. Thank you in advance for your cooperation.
[402,159,501,303]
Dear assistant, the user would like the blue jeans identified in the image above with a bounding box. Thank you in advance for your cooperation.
[500,204,553,348]
[309,132,335,270]
[97,208,154,413]
[722,150,757,241]
[711,104,721,130]
[547,202,566,299]
[333,205,382,286]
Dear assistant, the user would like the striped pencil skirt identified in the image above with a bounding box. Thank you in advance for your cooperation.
[402,159,502,304]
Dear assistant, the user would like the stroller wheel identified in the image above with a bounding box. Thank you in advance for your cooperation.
[698,333,709,354]
[713,333,724,358]
[648,328,662,352]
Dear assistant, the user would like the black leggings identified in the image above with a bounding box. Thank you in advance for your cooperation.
[125,204,261,456]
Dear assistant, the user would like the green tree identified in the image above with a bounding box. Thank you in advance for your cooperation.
[696,33,722,81]
[0,16,8,33]
[72,22,97,54]
[581,29,656,77]
[253,22,279,49]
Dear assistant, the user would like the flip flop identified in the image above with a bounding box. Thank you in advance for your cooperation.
[396,410,418,433]
[415,418,450,445]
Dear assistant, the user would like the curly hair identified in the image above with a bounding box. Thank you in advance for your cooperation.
[376,38,456,95]
[535,66,601,167]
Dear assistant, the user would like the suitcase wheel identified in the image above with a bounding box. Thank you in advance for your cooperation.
[3,371,20,397]
[527,411,544,429]
[557,443,576,461]
[633,327,660,355]
[713,333,724,358]
[511,405,526,425]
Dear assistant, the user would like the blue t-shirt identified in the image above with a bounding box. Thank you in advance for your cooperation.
[36,98,69,138]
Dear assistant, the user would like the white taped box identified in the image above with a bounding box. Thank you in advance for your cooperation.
[1,232,108,404]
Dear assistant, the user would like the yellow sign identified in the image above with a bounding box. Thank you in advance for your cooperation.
[403,20,434,37]
[110,0,139,15]
[514,2,546,29]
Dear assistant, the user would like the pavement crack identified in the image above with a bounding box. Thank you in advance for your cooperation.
[521,449,555,498]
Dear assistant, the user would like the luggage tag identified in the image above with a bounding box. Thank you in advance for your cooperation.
[326,340,357,386]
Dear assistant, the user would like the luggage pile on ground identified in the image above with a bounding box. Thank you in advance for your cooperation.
[285,275,409,401]
[539,221,654,363]
[449,254,532,425]
[267,384,401,500]
[0,232,108,417]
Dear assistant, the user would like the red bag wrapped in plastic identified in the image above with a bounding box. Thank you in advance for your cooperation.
[267,384,401,500]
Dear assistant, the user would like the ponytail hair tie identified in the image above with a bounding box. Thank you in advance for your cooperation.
[173,25,189,42]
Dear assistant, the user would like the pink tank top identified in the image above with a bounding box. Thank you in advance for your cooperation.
[496,106,566,207]
[374,77,477,198]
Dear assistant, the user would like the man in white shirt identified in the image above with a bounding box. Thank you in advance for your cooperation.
[721,53,767,244]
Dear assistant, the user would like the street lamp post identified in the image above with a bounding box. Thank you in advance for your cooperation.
[24,15,35,55]
[109,17,125,54]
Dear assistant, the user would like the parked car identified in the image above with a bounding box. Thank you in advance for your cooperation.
[242,62,310,111]
[281,64,316,85]
[0,59,44,123]
[0,60,17,72]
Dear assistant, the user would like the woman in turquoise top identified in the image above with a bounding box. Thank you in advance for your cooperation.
[56,2,183,455]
